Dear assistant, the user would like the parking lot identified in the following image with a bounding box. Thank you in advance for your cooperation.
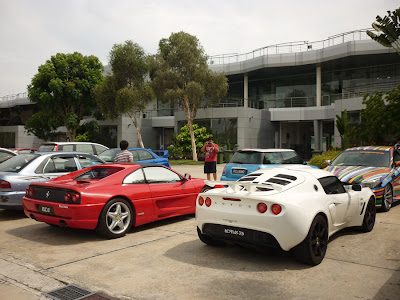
[0,164,399,300]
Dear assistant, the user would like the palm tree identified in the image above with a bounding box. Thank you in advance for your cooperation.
[367,8,400,54]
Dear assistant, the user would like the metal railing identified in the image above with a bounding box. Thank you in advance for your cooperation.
[0,92,28,102]
[208,29,374,65]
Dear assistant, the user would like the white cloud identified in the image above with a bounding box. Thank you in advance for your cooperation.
[0,0,398,96]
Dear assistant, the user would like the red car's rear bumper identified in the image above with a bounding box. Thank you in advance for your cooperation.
[23,197,104,230]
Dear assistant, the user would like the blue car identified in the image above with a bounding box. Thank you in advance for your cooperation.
[221,148,313,181]
[98,148,170,168]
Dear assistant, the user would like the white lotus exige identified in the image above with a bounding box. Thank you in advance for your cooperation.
[196,166,376,265]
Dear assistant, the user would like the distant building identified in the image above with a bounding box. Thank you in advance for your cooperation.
[1,29,399,158]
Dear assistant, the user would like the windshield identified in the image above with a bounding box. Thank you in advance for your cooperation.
[38,144,56,152]
[331,150,390,167]
[98,149,121,162]
[230,151,263,164]
[0,154,39,172]
[75,167,123,180]
[230,151,302,165]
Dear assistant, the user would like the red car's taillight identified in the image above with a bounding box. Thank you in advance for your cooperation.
[0,180,11,189]
[71,193,80,203]
[271,204,282,215]
[257,202,267,213]
[64,193,71,202]
[198,197,204,206]
[205,197,212,207]
[25,187,34,197]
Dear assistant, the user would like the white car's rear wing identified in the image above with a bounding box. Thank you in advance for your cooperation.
[205,180,283,193]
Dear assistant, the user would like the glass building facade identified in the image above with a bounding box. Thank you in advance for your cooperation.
[223,57,400,110]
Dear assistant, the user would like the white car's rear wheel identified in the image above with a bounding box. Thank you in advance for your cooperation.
[361,197,376,232]
[293,215,328,265]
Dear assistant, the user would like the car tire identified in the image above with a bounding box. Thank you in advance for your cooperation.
[197,227,225,246]
[293,215,328,266]
[96,198,134,239]
[201,185,213,193]
[380,184,393,212]
[361,197,376,232]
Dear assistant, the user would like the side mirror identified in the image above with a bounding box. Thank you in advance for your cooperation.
[325,160,331,166]
[163,150,169,158]
[184,173,192,180]
[352,184,362,191]
[303,161,307,165]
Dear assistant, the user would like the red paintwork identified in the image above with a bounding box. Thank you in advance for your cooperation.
[23,163,206,231]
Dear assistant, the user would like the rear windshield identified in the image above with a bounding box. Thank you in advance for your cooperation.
[74,167,123,180]
[38,144,56,152]
[230,151,302,165]
[0,154,39,172]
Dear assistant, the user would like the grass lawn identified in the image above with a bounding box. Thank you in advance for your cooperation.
[169,159,204,165]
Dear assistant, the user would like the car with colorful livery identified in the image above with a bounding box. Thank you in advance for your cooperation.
[325,146,400,212]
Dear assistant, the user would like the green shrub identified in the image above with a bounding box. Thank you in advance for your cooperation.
[308,149,342,169]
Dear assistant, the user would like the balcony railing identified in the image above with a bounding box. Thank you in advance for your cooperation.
[0,92,28,102]
[208,29,374,65]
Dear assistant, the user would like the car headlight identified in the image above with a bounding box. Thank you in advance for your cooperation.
[362,178,381,189]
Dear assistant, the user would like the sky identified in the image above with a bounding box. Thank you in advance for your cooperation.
[0,0,398,97]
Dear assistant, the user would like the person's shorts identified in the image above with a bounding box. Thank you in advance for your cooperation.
[204,161,217,174]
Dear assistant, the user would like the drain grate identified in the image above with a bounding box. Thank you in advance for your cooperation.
[44,284,95,300]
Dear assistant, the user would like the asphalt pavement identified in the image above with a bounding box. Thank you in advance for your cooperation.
[0,163,399,300]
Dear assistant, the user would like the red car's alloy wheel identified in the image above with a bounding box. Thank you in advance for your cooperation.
[96,198,134,239]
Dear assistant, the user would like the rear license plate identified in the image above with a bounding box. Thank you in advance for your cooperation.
[38,205,54,215]
[224,228,245,237]
[232,168,246,174]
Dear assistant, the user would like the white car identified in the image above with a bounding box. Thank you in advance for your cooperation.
[196,166,376,265]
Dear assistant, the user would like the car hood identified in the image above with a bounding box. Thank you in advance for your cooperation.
[324,165,390,183]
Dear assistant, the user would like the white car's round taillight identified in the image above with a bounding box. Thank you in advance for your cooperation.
[198,197,204,206]
[271,204,282,215]
[257,202,267,213]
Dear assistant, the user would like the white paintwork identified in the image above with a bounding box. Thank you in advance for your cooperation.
[196,167,374,251]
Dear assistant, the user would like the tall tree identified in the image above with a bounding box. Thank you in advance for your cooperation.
[151,31,228,161]
[367,8,400,54]
[24,111,63,141]
[93,41,153,148]
[27,52,103,141]
[360,86,400,144]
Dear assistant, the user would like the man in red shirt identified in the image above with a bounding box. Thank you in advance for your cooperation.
[201,136,220,180]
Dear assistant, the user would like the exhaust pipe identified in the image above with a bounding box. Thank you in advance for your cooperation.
[59,220,67,227]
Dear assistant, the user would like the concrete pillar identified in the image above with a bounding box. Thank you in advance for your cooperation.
[316,64,321,107]
[313,120,323,151]
[313,64,323,151]
[244,74,248,108]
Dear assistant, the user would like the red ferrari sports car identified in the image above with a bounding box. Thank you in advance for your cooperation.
[23,163,207,238]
